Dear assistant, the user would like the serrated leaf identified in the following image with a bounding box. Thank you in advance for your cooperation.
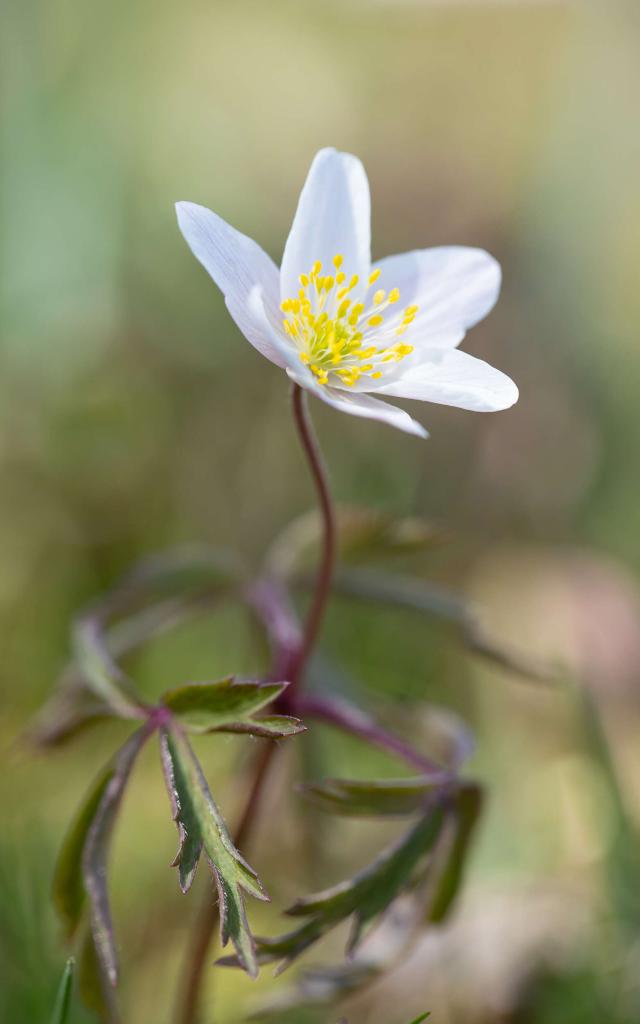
[244,894,429,1017]
[82,727,150,987]
[222,805,447,972]
[428,783,483,923]
[159,725,268,977]
[266,506,442,579]
[300,776,450,818]
[161,677,289,733]
[50,958,74,1024]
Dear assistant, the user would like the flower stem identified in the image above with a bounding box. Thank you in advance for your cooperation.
[287,384,337,692]
[176,741,277,1024]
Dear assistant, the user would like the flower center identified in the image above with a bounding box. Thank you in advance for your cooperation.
[281,254,418,387]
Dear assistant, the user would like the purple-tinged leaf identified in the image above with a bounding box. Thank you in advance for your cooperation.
[266,505,443,579]
[335,567,556,685]
[52,766,114,940]
[77,924,119,1022]
[29,679,111,749]
[73,615,146,720]
[81,727,151,988]
[300,775,450,818]
[217,715,305,739]
[159,725,267,978]
[427,783,483,924]
[221,803,448,973]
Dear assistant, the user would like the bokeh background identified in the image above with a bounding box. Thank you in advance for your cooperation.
[2,0,640,1021]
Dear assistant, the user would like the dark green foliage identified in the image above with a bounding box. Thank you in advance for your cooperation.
[50,958,74,1024]
[162,677,304,737]
[159,725,268,977]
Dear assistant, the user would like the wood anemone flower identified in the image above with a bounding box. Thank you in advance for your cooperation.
[176,147,518,438]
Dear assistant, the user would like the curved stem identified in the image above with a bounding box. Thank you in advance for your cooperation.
[176,742,277,1024]
[287,384,337,691]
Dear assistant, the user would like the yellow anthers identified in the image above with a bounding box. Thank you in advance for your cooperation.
[281,256,416,389]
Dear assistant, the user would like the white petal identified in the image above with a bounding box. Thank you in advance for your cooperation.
[176,201,286,368]
[286,369,428,438]
[375,349,518,412]
[372,247,501,347]
[280,148,371,302]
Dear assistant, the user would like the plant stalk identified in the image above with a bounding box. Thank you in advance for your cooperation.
[286,384,337,692]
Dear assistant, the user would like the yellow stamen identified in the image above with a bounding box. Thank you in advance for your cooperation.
[281,256,415,389]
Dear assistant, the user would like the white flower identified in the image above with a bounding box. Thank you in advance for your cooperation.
[176,148,518,438]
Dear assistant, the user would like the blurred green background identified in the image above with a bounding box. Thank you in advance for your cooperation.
[2,0,640,1021]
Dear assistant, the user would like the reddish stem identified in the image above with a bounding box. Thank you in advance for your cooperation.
[286,384,337,692]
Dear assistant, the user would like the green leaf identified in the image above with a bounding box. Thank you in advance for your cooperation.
[407,1015,431,1024]
[82,727,150,987]
[52,764,114,940]
[29,679,110,749]
[73,615,146,719]
[266,506,442,579]
[300,776,450,818]
[50,958,74,1024]
[219,715,305,739]
[69,546,242,721]
[336,567,556,685]
[222,805,447,971]
[161,677,289,733]
[428,783,483,923]
[77,924,118,1022]
[159,725,268,977]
